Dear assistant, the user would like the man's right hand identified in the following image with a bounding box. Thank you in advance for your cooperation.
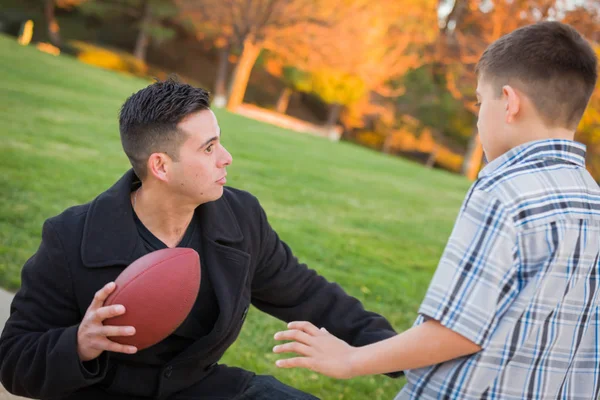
[77,282,138,362]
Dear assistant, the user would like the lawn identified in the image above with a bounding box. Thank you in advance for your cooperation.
[0,34,472,399]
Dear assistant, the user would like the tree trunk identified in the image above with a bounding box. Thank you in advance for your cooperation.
[426,144,439,168]
[326,103,342,129]
[133,0,152,62]
[325,103,343,141]
[226,36,262,111]
[276,87,293,114]
[213,43,230,108]
[44,0,61,47]
[461,127,484,180]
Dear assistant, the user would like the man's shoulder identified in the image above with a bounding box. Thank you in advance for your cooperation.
[222,186,261,210]
[44,202,92,239]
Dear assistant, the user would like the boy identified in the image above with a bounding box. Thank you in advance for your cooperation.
[273,21,600,399]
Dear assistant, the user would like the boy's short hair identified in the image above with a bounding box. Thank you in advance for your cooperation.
[119,76,211,180]
[476,21,598,130]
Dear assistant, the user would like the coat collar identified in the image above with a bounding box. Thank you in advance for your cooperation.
[81,169,244,268]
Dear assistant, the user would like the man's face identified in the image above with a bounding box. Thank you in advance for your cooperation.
[167,109,232,204]
[476,78,510,162]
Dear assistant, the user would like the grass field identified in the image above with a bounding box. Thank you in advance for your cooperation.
[0,34,472,399]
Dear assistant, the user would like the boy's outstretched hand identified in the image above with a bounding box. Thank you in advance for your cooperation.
[273,321,358,379]
[273,319,482,380]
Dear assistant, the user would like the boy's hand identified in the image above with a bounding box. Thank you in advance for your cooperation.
[273,321,358,379]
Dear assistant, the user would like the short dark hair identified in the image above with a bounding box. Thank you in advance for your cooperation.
[476,21,598,130]
[119,76,211,179]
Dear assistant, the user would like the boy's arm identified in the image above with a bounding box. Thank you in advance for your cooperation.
[273,319,480,378]
[274,187,519,378]
[250,199,400,359]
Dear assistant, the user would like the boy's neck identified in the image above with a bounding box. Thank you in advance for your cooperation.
[508,121,575,150]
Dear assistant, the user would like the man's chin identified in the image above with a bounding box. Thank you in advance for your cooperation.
[202,187,225,204]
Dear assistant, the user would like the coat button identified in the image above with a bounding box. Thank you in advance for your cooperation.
[164,366,173,379]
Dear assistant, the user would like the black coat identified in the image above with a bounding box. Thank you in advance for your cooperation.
[0,170,399,400]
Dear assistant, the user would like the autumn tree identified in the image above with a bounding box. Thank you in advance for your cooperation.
[576,44,600,180]
[176,0,345,111]
[267,0,438,130]
[437,0,566,178]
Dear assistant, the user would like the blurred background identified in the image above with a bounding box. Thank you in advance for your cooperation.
[0,0,598,399]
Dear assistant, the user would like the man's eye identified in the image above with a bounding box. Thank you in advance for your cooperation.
[205,145,214,153]
[475,102,481,108]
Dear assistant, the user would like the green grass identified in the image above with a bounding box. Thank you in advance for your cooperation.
[0,34,472,399]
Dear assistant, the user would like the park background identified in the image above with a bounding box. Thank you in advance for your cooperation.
[0,0,599,398]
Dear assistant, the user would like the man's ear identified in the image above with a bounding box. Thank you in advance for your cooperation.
[502,85,521,124]
[147,153,172,183]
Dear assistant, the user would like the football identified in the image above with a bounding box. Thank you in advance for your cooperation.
[103,247,201,350]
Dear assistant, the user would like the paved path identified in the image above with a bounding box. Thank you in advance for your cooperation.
[0,288,12,333]
[0,289,28,400]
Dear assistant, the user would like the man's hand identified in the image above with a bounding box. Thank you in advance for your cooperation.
[273,321,358,379]
[77,282,137,362]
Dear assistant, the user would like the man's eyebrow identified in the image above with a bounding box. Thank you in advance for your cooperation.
[199,130,221,148]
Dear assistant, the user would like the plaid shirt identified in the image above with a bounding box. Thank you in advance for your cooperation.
[396,139,600,400]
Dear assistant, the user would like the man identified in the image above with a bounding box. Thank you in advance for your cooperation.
[0,78,399,400]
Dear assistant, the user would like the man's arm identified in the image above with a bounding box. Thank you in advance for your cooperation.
[250,202,400,356]
[0,220,109,398]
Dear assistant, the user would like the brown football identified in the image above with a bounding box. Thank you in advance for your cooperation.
[103,247,201,350]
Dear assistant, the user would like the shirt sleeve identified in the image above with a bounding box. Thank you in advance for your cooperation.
[417,187,519,348]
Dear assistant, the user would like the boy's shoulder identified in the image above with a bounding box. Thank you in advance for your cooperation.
[469,156,600,230]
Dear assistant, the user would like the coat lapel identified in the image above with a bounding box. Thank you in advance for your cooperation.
[80,169,142,268]
[171,197,251,362]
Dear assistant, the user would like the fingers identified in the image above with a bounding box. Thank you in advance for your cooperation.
[100,325,136,337]
[94,304,126,322]
[89,282,116,310]
[274,329,314,345]
[95,338,137,355]
[275,357,313,370]
[286,321,321,336]
[273,341,313,357]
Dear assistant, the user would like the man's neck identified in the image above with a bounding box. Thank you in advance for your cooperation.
[132,185,197,248]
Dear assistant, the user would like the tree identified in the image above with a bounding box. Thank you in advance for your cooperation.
[274,66,312,113]
[43,0,84,47]
[266,0,437,132]
[438,0,562,179]
[176,0,344,111]
[309,68,368,133]
[78,0,177,62]
[576,44,600,181]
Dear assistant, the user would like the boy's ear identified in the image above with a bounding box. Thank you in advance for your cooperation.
[502,85,521,124]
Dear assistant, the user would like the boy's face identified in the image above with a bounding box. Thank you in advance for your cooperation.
[476,77,511,162]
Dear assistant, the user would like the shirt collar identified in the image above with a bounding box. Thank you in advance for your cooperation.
[478,139,587,179]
